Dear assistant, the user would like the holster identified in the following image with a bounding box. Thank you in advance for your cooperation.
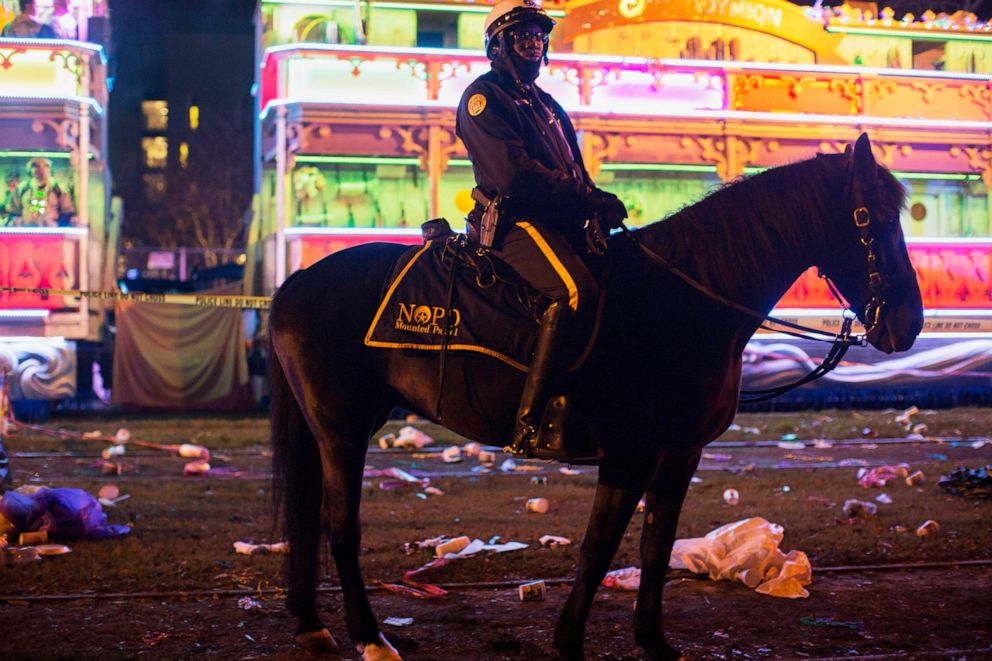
[470,187,502,250]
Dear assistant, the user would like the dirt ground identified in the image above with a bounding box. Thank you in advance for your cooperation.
[2,414,991,660]
[2,567,991,660]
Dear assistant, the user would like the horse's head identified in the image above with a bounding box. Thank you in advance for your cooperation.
[820,134,924,354]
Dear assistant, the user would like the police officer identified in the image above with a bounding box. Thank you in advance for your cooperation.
[456,0,627,458]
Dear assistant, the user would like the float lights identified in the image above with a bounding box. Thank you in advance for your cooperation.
[0,151,73,160]
[261,0,564,16]
[825,24,992,43]
[894,172,981,181]
[600,163,718,173]
[295,155,421,166]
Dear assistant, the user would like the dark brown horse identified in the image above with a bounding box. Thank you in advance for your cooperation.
[269,134,924,660]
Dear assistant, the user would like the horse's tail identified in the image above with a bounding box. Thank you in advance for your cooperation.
[269,330,323,614]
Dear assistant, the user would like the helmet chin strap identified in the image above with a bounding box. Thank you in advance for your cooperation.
[495,31,542,87]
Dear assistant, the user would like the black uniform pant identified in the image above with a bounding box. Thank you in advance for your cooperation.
[496,221,598,321]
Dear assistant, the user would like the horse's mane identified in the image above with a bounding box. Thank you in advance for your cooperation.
[637,154,858,297]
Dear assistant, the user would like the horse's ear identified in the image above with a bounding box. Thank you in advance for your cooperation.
[852,133,877,179]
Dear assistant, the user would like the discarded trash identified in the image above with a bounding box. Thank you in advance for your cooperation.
[905,470,926,486]
[857,464,910,488]
[35,543,71,556]
[101,444,126,460]
[518,580,546,602]
[602,566,642,591]
[894,406,919,427]
[423,486,444,496]
[478,449,497,464]
[703,452,733,461]
[97,485,119,501]
[777,441,805,450]
[440,446,462,463]
[691,475,704,483]
[723,488,740,506]
[183,460,211,476]
[115,428,131,443]
[669,517,812,598]
[530,476,548,485]
[500,459,518,472]
[99,492,133,507]
[378,433,396,449]
[559,467,581,476]
[911,423,929,435]
[780,433,798,442]
[916,520,940,538]
[233,540,289,555]
[842,499,877,519]
[392,426,434,450]
[526,497,550,514]
[0,486,130,540]
[861,427,877,437]
[800,616,863,631]
[539,534,571,547]
[435,536,471,557]
[238,596,263,610]
[18,530,47,546]
[463,442,481,456]
[938,465,992,498]
[383,617,413,627]
[178,443,210,460]
[101,461,123,476]
[3,546,41,565]
[637,497,646,512]
[875,493,893,504]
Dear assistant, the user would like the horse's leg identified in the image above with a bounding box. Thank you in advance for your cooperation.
[633,449,702,661]
[553,454,660,660]
[274,344,399,660]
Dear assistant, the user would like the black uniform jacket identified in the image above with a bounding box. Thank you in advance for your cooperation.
[455,66,594,235]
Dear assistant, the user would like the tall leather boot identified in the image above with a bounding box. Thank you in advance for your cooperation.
[509,301,568,457]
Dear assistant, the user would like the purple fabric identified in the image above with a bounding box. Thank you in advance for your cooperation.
[0,487,130,540]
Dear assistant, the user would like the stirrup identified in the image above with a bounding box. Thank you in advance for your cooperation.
[519,396,602,463]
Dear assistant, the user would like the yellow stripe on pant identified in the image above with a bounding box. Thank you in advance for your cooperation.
[515,222,579,313]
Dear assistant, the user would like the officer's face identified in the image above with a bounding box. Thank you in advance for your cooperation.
[509,21,548,63]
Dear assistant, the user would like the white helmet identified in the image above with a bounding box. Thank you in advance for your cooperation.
[483,0,555,59]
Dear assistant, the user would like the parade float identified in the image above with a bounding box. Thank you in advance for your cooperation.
[254,0,992,405]
[0,1,115,409]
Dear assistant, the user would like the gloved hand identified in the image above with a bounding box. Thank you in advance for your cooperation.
[587,188,628,229]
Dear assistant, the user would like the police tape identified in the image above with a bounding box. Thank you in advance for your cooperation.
[0,286,271,309]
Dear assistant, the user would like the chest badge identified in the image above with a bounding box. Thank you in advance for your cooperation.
[467,93,487,116]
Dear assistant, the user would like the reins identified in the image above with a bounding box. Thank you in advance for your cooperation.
[617,202,881,403]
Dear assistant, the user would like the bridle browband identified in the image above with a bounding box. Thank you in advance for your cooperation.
[621,195,891,403]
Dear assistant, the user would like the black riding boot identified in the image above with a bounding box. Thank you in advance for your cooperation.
[510,301,570,459]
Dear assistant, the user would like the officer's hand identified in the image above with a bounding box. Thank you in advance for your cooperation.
[588,188,627,229]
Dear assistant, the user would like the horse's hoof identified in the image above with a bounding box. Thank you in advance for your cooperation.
[357,632,402,661]
[294,627,338,654]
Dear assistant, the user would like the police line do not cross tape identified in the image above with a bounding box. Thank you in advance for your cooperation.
[0,286,271,309]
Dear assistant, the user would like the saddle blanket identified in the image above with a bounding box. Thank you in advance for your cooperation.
[364,238,540,371]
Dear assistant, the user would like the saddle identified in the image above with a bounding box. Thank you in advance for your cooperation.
[364,219,598,372]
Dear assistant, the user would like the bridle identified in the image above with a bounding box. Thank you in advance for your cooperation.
[621,195,894,403]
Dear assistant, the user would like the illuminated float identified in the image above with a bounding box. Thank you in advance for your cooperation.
[0,1,114,407]
[254,0,992,404]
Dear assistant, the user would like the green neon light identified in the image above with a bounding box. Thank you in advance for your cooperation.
[826,24,992,43]
[893,171,980,181]
[262,0,564,17]
[0,150,73,160]
[296,155,421,165]
[600,163,718,173]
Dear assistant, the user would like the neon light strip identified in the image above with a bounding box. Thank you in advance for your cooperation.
[601,163,718,173]
[755,331,992,340]
[0,227,87,236]
[264,96,992,130]
[895,172,980,181]
[0,151,73,160]
[0,94,104,115]
[906,237,992,245]
[772,308,992,318]
[285,227,423,236]
[0,38,107,63]
[263,44,992,82]
[260,0,565,16]
[296,155,421,165]
[0,310,50,319]
[826,24,992,44]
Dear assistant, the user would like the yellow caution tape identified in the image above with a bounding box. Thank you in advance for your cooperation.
[0,286,271,309]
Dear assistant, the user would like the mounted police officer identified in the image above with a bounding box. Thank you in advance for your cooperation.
[456,0,627,459]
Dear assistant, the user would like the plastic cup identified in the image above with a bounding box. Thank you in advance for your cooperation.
[723,488,740,506]
[526,497,549,514]
[916,520,940,538]
[905,470,925,486]
[518,580,546,601]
